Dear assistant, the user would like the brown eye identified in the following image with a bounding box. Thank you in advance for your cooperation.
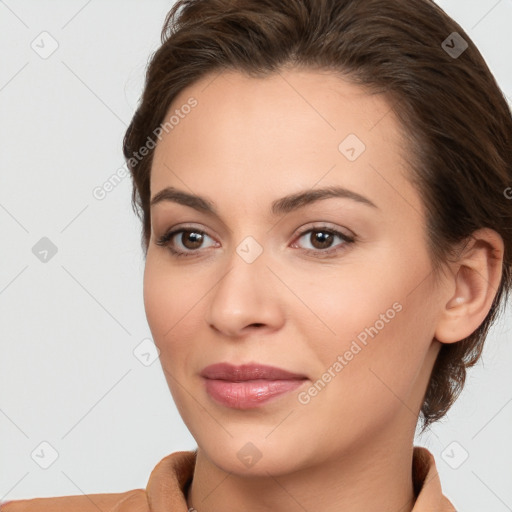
[309,230,335,249]
[156,227,217,258]
[293,226,355,257]
[179,230,204,250]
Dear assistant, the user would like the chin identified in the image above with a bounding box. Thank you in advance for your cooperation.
[195,429,314,477]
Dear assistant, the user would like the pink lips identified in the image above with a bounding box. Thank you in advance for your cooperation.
[200,363,308,409]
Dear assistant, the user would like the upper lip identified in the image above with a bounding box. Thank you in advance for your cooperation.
[200,363,307,381]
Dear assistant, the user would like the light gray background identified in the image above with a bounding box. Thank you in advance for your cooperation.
[1,1,511,510]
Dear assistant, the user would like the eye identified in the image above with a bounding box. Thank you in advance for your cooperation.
[156,224,356,259]
[291,225,355,257]
[156,227,218,258]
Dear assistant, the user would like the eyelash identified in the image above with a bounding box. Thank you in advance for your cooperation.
[155,224,356,259]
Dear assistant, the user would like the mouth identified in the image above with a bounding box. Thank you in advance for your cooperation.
[200,362,308,409]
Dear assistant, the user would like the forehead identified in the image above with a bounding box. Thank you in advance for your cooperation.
[150,68,424,221]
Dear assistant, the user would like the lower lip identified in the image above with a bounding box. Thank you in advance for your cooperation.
[203,378,306,409]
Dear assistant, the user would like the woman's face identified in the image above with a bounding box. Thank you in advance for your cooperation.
[144,69,446,475]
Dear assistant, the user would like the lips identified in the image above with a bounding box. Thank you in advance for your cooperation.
[200,363,308,409]
[200,363,307,381]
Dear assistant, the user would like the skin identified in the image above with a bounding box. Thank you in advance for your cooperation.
[143,68,504,512]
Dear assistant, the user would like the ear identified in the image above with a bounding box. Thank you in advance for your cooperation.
[434,228,504,344]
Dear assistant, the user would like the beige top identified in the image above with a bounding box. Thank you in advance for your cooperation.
[1,446,456,511]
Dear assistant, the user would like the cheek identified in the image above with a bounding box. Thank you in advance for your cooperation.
[302,243,436,387]
[143,253,201,359]
[142,255,205,419]
[294,263,403,365]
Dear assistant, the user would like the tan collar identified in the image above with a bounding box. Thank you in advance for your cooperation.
[410,446,456,511]
[145,446,455,511]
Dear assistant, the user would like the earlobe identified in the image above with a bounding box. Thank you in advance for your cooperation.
[434,228,504,344]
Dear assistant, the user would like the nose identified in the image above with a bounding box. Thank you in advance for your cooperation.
[203,250,285,338]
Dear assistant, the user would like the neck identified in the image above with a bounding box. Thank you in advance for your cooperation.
[186,421,417,512]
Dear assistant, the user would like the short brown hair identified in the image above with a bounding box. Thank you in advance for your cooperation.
[123,0,512,430]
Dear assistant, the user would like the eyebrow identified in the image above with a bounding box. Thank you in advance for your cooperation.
[150,185,378,216]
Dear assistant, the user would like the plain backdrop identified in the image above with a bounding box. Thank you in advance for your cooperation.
[1,1,511,510]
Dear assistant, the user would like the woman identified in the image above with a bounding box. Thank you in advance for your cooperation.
[3,0,511,510]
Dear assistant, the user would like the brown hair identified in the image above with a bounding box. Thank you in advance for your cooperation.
[123,0,512,430]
